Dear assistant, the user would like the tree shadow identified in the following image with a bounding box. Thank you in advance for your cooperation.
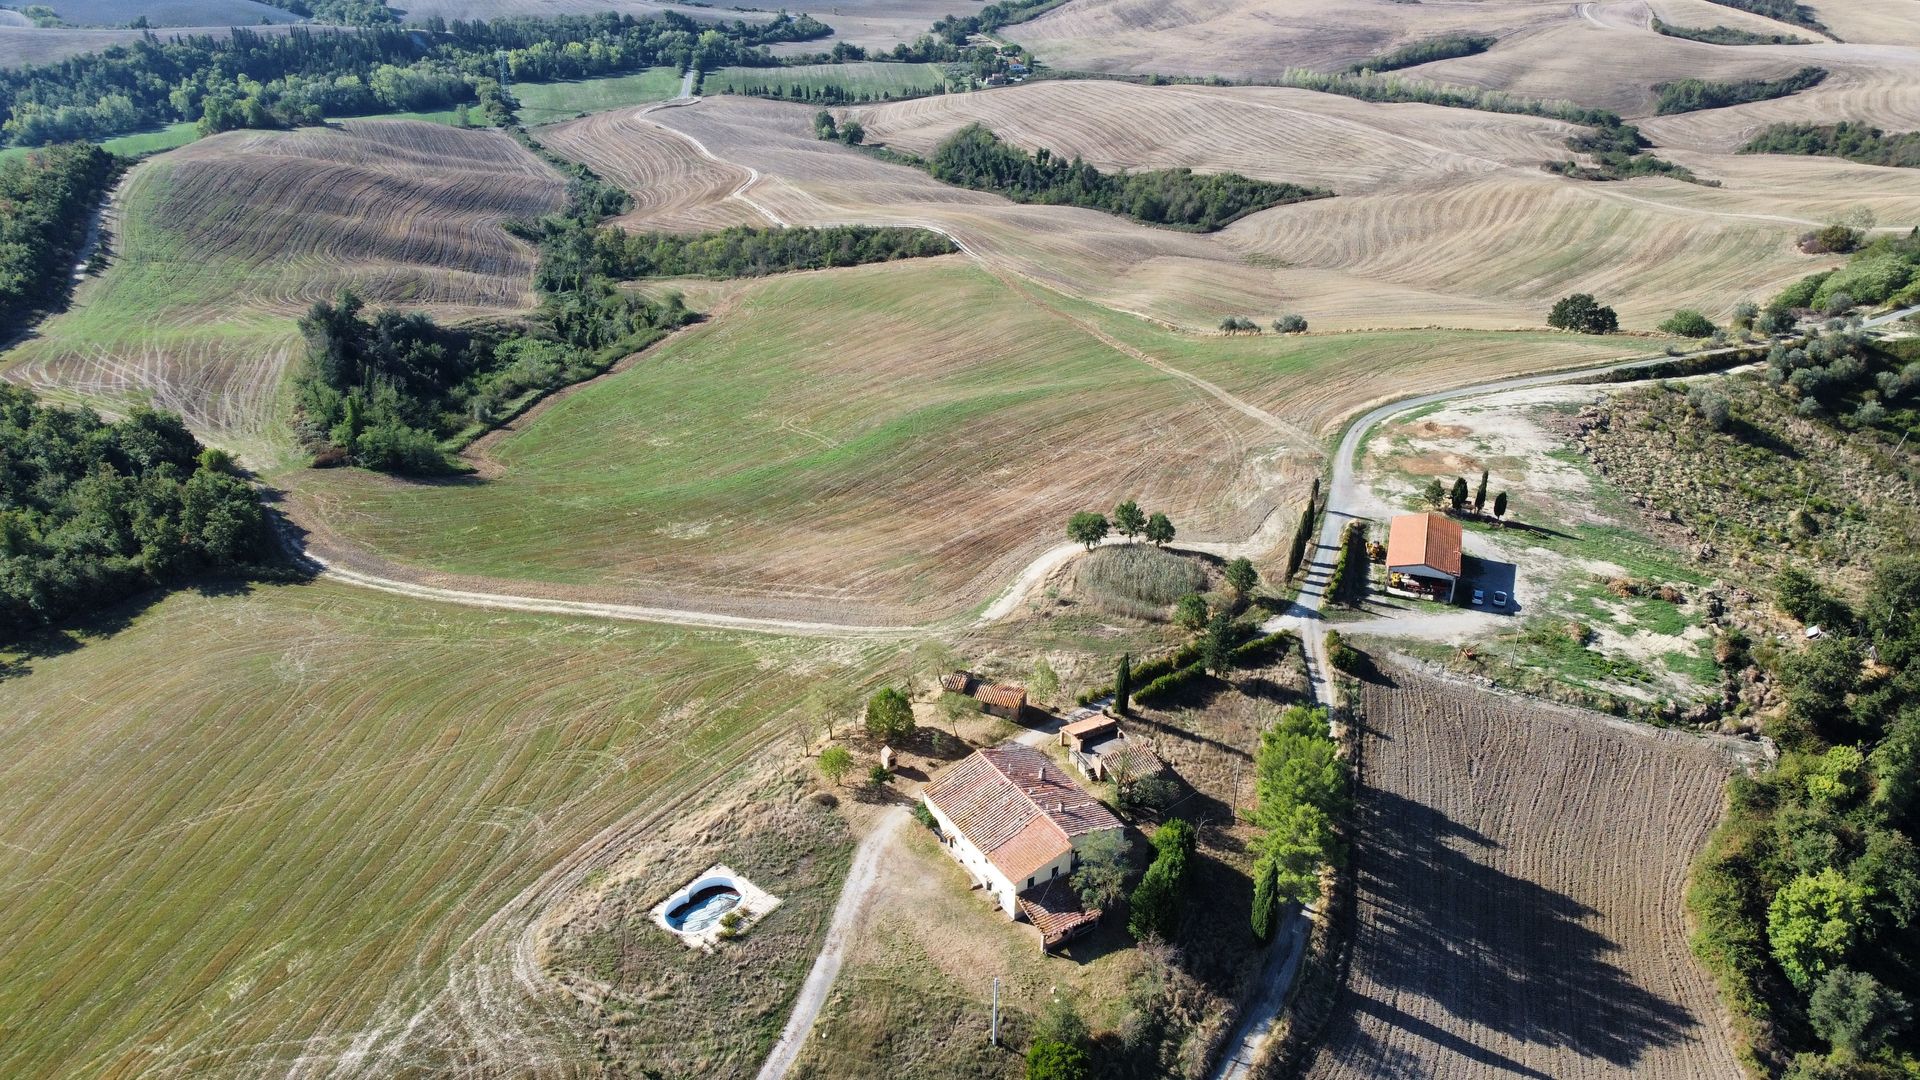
[1727,416,1801,458]
[1316,785,1709,1071]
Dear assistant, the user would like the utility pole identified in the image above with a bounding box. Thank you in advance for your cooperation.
[990,977,999,1047]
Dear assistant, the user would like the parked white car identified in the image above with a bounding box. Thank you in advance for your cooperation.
[1471,589,1485,606]
[1492,591,1508,608]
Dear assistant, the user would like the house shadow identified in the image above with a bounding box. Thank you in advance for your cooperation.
[1316,786,1708,1072]
[1459,556,1521,616]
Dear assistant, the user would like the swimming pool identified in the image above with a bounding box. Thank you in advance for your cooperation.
[666,884,742,933]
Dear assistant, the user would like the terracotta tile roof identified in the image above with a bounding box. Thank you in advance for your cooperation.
[924,742,1121,882]
[941,671,976,694]
[1061,715,1117,740]
[1386,512,1462,577]
[1017,877,1102,949]
[975,683,1027,711]
[992,817,1070,882]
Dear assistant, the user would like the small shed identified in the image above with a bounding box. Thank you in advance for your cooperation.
[1385,512,1463,603]
[1059,714,1118,752]
[943,671,1028,720]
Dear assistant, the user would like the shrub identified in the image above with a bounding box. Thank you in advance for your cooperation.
[1128,818,1197,940]
[1547,293,1619,334]
[1272,313,1309,333]
[1326,630,1366,675]
[1026,1040,1091,1080]
[1660,309,1718,337]
[1798,223,1864,255]
[864,688,914,743]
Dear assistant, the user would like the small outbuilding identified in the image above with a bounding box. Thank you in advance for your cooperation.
[1385,512,1463,603]
[941,671,1028,719]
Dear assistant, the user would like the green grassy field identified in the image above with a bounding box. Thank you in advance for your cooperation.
[0,153,302,460]
[705,61,953,100]
[287,259,1275,621]
[514,67,683,123]
[0,579,890,1078]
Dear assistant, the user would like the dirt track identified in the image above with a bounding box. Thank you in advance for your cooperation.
[1299,665,1757,1079]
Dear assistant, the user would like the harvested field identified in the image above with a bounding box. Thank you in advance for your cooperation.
[1005,0,1570,82]
[540,110,770,233]
[0,119,562,460]
[1300,666,1750,1079]
[0,22,298,67]
[31,0,300,26]
[557,88,1875,331]
[0,579,893,1079]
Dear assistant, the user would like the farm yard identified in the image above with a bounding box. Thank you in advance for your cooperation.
[0,579,894,1079]
[1299,666,1755,1079]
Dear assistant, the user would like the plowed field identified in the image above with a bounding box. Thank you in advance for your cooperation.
[1301,666,1753,1079]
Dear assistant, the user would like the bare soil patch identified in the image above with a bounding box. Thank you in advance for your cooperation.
[1299,665,1750,1079]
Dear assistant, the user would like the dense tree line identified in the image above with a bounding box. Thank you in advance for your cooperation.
[1654,67,1827,116]
[291,0,398,25]
[0,385,267,641]
[0,12,829,145]
[1700,0,1828,34]
[1345,34,1493,74]
[927,124,1330,232]
[1690,558,1920,1076]
[1652,18,1806,45]
[1744,123,1920,169]
[528,222,956,291]
[1249,705,1347,940]
[0,143,121,334]
[1266,67,1620,126]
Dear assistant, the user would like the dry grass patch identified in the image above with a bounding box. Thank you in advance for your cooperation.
[1075,544,1211,620]
[542,778,854,1078]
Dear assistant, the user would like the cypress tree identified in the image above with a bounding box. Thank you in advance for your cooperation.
[1474,468,1489,513]
[1115,652,1132,715]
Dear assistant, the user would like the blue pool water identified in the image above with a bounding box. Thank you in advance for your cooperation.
[667,885,742,932]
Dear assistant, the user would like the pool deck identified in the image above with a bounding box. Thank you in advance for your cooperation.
[649,863,782,950]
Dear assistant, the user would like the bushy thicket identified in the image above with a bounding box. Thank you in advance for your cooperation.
[1768,231,1920,321]
[1744,123,1920,170]
[292,284,693,471]
[1688,557,1920,1075]
[0,385,267,640]
[1758,328,1920,432]
[1700,0,1828,34]
[0,12,829,145]
[0,142,121,334]
[1546,118,1707,183]
[927,123,1330,232]
[1344,34,1493,74]
[1652,18,1806,44]
[1654,67,1827,116]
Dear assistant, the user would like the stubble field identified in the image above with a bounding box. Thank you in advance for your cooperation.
[562,85,1916,332]
[0,120,562,462]
[1300,666,1753,1079]
[0,580,889,1079]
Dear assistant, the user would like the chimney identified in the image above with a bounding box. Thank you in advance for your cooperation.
[1054,801,1064,813]
[1037,766,1045,781]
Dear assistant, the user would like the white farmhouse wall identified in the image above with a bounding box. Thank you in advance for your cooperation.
[922,795,1021,915]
